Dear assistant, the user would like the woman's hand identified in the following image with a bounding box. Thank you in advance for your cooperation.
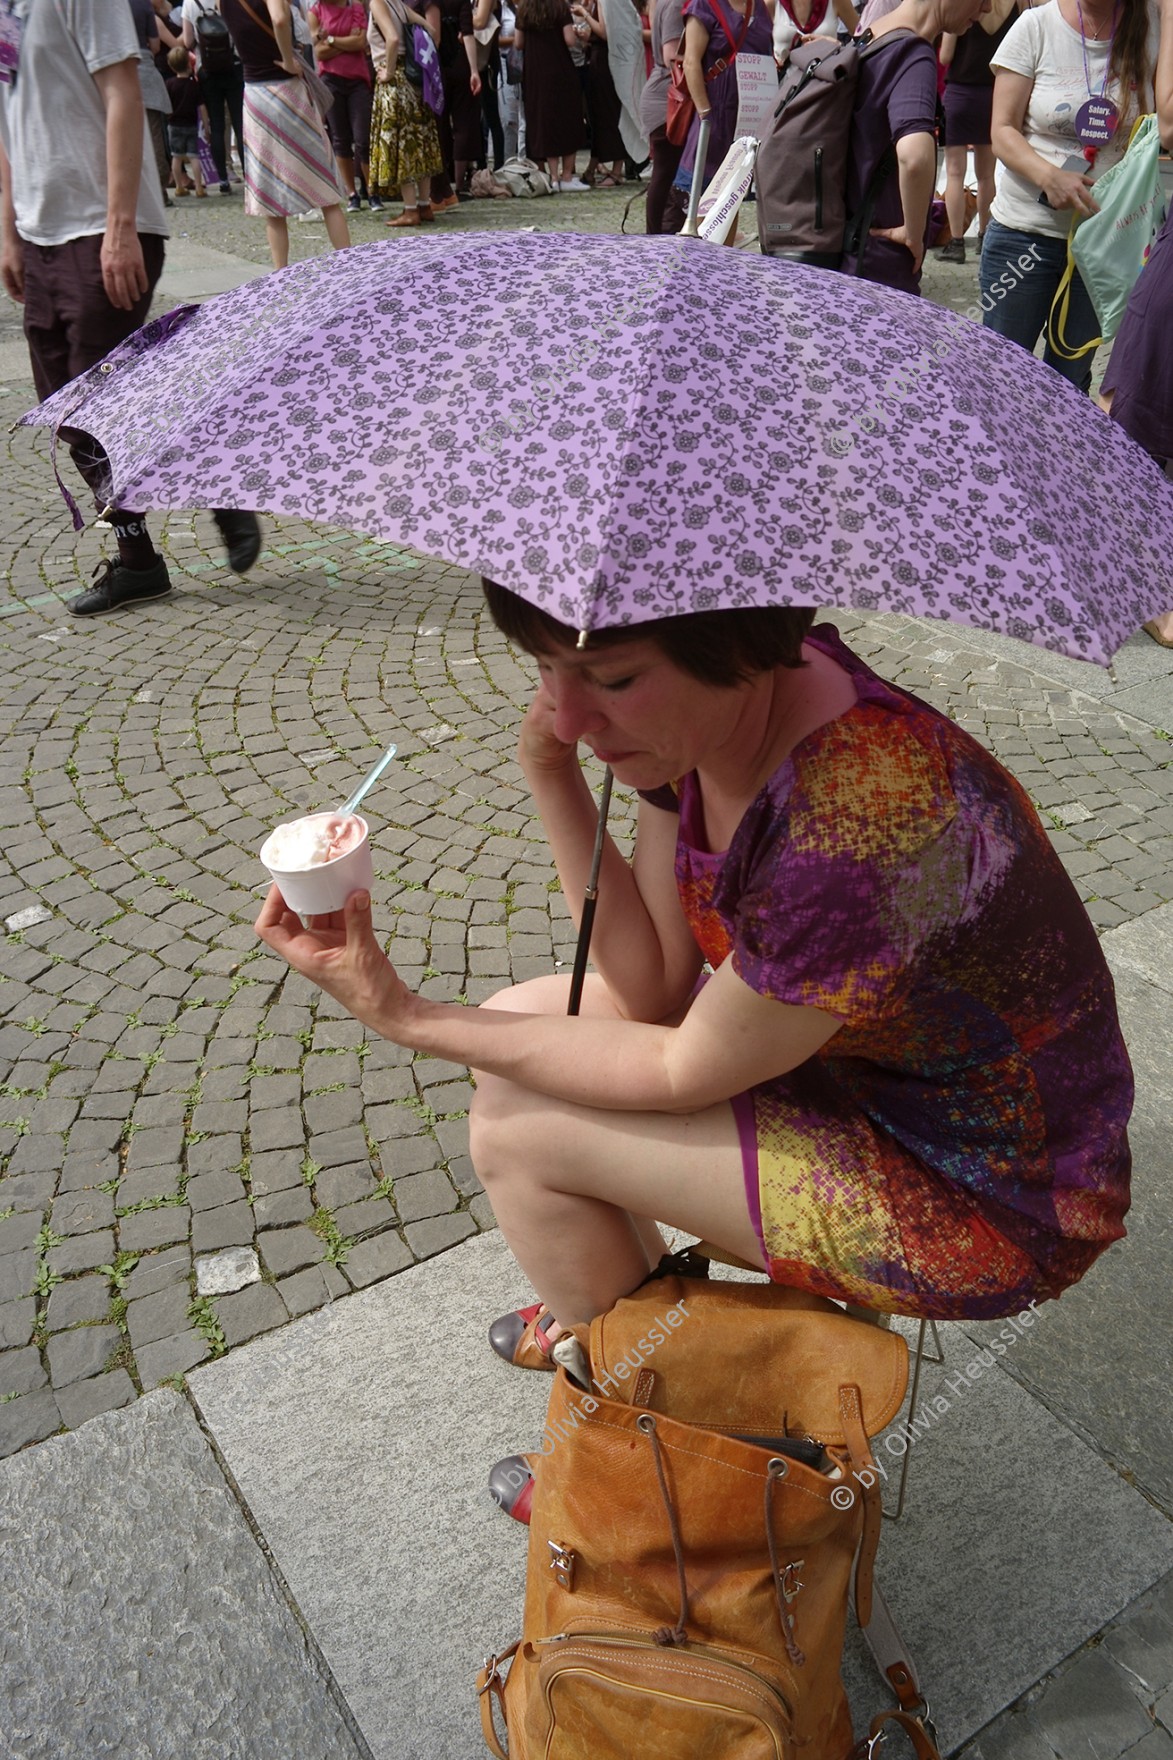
[1039,163,1099,215]
[518,683,579,775]
[376,58,390,78]
[255,886,414,1040]
[277,50,306,75]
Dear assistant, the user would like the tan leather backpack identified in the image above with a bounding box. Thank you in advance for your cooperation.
[478,1273,942,1759]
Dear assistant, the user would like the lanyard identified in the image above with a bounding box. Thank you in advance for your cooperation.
[1074,0,1120,160]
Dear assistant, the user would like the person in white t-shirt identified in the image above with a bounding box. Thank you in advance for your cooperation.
[980,0,1158,391]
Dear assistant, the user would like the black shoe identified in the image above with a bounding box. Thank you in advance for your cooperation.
[69,555,173,618]
[367,194,385,211]
[212,508,262,574]
[937,238,966,264]
[347,193,363,213]
[219,181,231,196]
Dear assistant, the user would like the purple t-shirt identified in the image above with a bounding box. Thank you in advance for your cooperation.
[844,30,938,294]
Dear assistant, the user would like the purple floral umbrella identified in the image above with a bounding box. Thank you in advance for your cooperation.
[23,232,1173,665]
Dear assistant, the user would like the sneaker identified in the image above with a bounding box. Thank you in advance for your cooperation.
[347,193,363,213]
[68,556,173,618]
[219,182,231,196]
[561,177,592,192]
[212,508,262,574]
[431,193,460,212]
[937,237,966,264]
[293,209,321,223]
[367,194,385,211]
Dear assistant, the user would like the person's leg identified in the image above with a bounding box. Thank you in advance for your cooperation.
[202,71,230,187]
[353,82,377,206]
[265,215,289,268]
[191,151,206,196]
[227,65,247,174]
[22,235,175,615]
[470,975,764,1327]
[974,144,996,237]
[979,222,1062,355]
[943,143,967,242]
[645,127,683,233]
[482,65,505,168]
[321,203,351,249]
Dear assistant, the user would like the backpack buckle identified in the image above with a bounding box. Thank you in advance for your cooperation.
[548,1540,577,1592]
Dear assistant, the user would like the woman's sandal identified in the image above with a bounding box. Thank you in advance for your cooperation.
[1143,619,1173,649]
[596,174,625,188]
[488,1301,560,1370]
[488,1454,534,1524]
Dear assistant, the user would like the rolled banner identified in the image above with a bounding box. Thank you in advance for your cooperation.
[698,135,759,244]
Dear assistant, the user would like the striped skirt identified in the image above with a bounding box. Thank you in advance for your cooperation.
[242,78,344,218]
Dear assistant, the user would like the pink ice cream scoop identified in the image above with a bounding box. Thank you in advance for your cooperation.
[259,812,373,914]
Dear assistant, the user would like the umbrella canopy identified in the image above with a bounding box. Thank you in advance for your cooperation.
[24,232,1173,665]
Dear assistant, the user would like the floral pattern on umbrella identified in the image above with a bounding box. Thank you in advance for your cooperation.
[24,232,1173,666]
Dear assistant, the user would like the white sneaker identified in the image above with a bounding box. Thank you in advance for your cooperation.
[293,209,321,222]
[561,177,592,192]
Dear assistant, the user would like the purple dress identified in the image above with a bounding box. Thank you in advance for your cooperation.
[675,0,773,187]
[1101,206,1173,464]
[642,627,1132,1320]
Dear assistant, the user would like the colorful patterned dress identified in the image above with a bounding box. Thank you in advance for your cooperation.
[651,627,1133,1320]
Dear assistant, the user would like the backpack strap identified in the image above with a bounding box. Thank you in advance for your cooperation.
[1046,214,1102,358]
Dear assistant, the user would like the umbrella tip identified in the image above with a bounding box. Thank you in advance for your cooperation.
[576,627,589,650]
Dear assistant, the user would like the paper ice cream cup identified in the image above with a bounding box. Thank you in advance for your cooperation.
[259,813,374,916]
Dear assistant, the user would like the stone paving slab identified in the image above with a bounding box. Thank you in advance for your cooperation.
[0,1389,369,1760]
[188,1228,1173,1760]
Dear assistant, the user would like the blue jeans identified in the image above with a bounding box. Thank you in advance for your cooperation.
[978,220,1099,394]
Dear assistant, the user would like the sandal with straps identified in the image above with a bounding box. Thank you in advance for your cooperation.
[488,1301,560,1371]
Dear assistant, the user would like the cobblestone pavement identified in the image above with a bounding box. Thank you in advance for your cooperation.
[1,418,1169,1455]
[1,186,1171,1756]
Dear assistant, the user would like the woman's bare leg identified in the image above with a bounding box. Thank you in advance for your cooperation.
[265,215,289,268]
[322,204,351,250]
[974,144,995,235]
[943,144,967,242]
[470,974,764,1327]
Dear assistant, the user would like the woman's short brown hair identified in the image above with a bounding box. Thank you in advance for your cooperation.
[481,579,816,687]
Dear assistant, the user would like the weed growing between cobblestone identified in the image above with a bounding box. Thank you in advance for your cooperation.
[307,1207,350,1267]
[188,1296,227,1358]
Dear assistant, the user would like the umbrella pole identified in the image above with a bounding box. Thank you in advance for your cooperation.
[566,767,614,1018]
[680,116,712,238]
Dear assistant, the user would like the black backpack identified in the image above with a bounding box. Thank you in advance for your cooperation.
[756,27,922,271]
[195,1,237,74]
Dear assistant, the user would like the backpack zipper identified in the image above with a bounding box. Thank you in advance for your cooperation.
[814,146,823,231]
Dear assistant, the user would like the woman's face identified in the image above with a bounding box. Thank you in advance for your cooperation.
[533,637,743,789]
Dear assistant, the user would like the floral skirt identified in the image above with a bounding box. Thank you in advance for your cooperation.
[369,66,443,194]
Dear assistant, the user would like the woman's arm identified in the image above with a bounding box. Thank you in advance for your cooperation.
[265,0,304,72]
[682,13,712,114]
[370,0,402,68]
[990,68,1098,212]
[832,0,856,32]
[422,1,442,47]
[256,888,842,1113]
[1156,0,1173,147]
[939,29,956,65]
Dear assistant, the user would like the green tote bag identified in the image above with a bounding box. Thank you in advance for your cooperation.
[1048,114,1167,360]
